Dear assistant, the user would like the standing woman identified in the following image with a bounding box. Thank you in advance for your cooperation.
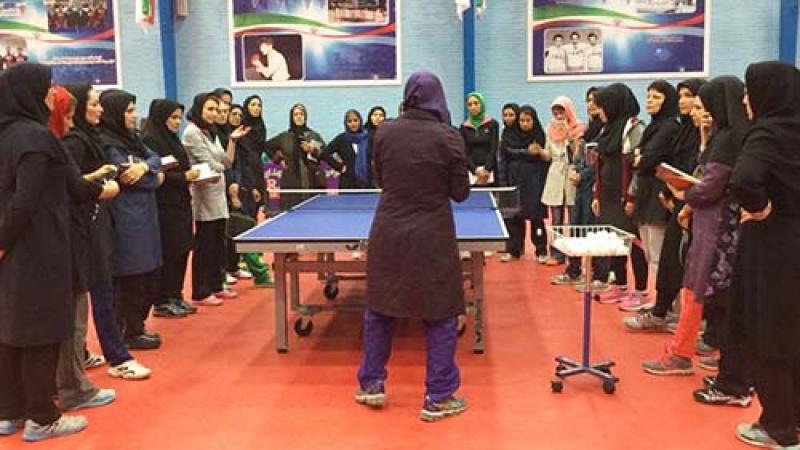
[622,80,681,311]
[0,63,88,441]
[731,61,800,449]
[325,109,371,189]
[142,99,199,318]
[99,89,164,349]
[183,93,242,305]
[363,105,386,188]
[460,92,499,186]
[357,71,470,421]
[499,105,550,262]
[63,84,152,379]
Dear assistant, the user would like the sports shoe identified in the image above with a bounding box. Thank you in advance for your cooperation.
[623,311,669,333]
[698,355,719,372]
[596,285,628,304]
[124,334,161,350]
[642,354,694,376]
[352,251,363,260]
[0,419,22,436]
[174,299,198,314]
[500,254,519,263]
[108,359,151,380]
[551,273,584,285]
[736,423,782,448]
[22,415,87,442]
[460,251,472,261]
[62,389,116,411]
[693,387,752,407]
[224,273,238,285]
[152,303,187,318]
[536,254,548,264]
[574,280,610,293]
[214,289,238,300]
[193,295,224,306]
[233,269,253,279]
[420,396,467,422]
[84,353,106,370]
[618,291,650,312]
[354,383,386,408]
[696,338,717,356]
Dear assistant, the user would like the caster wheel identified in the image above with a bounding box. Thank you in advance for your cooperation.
[551,380,564,393]
[457,323,466,337]
[323,283,339,300]
[555,364,567,375]
[294,318,314,337]
[602,380,616,394]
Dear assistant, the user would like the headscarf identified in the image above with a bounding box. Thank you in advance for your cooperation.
[186,92,218,141]
[48,86,76,139]
[0,63,52,130]
[697,76,749,166]
[343,109,370,186]
[671,78,705,172]
[64,84,97,136]
[745,60,800,120]
[638,79,679,151]
[501,103,521,130]
[99,89,147,156]
[365,105,386,133]
[595,83,640,156]
[547,95,586,144]
[212,87,233,103]
[241,94,266,151]
[141,99,185,160]
[584,86,604,142]
[502,104,546,149]
[466,92,488,130]
[229,104,244,124]
[289,103,309,134]
[402,70,451,124]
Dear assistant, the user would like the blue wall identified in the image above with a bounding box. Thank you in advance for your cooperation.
[117,0,793,134]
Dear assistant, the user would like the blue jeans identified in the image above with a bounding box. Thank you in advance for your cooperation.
[89,280,133,366]
[357,308,460,402]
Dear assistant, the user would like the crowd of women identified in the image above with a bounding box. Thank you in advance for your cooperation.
[0,59,798,447]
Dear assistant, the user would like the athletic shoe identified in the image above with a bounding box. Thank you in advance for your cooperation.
[698,356,719,372]
[84,353,106,370]
[696,338,717,356]
[618,291,650,312]
[174,299,198,314]
[254,278,275,288]
[536,255,548,264]
[124,334,161,350]
[214,289,238,300]
[693,387,752,407]
[500,254,519,263]
[736,423,781,448]
[352,251,363,260]
[595,285,627,304]
[420,396,467,422]
[623,311,669,333]
[232,269,253,279]
[551,273,584,285]
[152,303,187,318]
[483,251,495,257]
[108,359,151,380]
[193,295,224,306]
[0,419,22,436]
[574,280,610,293]
[62,389,116,411]
[354,383,386,408]
[460,251,472,261]
[642,354,694,376]
[22,415,87,442]
[224,273,238,285]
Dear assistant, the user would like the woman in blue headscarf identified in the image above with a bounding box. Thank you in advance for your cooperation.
[324,109,371,189]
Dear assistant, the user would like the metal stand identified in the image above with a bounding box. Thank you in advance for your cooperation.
[551,255,619,394]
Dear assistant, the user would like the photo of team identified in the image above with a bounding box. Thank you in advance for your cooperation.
[543,28,603,74]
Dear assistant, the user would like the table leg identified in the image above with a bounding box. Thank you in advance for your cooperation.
[471,251,485,354]
[274,253,289,353]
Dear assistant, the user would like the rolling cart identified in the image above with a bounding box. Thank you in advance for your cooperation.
[547,225,634,395]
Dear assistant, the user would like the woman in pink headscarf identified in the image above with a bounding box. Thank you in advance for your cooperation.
[541,95,586,265]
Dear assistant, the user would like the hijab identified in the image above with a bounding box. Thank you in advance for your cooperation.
[0,63,52,130]
[466,92,489,130]
[289,103,309,134]
[212,87,233,103]
[671,78,705,172]
[48,86,76,139]
[745,60,800,120]
[595,83,640,156]
[697,76,749,166]
[638,79,679,150]
[343,109,370,186]
[501,103,520,131]
[187,92,218,141]
[99,89,147,156]
[141,99,185,161]
[365,105,386,134]
[584,86,604,142]
[502,104,546,149]
[65,84,97,137]
[547,95,586,144]
[241,94,266,151]
[402,71,451,124]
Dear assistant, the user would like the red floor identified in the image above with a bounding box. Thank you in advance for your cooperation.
[4,253,757,449]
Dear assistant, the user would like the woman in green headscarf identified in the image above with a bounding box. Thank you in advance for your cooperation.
[459,92,499,186]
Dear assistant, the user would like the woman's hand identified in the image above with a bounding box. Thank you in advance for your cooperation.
[527,142,543,156]
[624,201,634,217]
[231,126,252,141]
[666,182,686,201]
[88,164,118,182]
[677,205,692,230]
[252,189,262,203]
[741,201,772,224]
[184,168,200,182]
[658,191,675,213]
[120,162,148,185]
[99,180,120,200]
[591,198,600,216]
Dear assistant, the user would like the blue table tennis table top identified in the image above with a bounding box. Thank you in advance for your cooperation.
[236,191,507,243]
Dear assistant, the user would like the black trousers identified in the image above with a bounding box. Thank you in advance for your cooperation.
[0,342,61,425]
[652,213,685,318]
[594,244,648,290]
[505,216,547,258]
[114,269,159,338]
[157,250,190,305]
[711,288,753,397]
[192,219,226,300]
[755,357,800,446]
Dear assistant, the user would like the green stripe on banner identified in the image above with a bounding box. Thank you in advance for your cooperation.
[532,4,643,22]
[233,13,343,32]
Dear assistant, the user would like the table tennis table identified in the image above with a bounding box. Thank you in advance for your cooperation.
[235,190,508,353]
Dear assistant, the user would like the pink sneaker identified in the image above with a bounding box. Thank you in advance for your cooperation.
[618,291,649,312]
[214,290,238,300]
[595,285,627,304]
[193,296,224,306]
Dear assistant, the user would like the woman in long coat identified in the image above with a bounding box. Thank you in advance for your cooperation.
[357,71,470,422]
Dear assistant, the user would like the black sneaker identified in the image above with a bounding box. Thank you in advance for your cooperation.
[420,396,467,422]
[173,298,198,315]
[125,334,161,350]
[152,303,187,318]
[693,386,752,407]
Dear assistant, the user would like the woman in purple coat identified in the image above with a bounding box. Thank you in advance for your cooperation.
[356,71,470,422]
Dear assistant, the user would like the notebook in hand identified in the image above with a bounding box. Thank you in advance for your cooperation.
[656,163,701,190]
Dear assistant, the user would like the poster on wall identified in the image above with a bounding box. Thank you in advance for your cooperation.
[0,0,121,87]
[528,0,709,81]
[229,0,400,87]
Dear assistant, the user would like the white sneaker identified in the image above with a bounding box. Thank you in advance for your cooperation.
[233,269,253,279]
[0,419,22,435]
[225,273,238,285]
[483,251,495,257]
[352,251,363,260]
[460,251,471,261]
[108,359,151,380]
[500,253,519,263]
[22,415,87,442]
[84,352,106,369]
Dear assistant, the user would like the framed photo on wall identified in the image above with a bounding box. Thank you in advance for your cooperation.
[0,0,122,87]
[528,0,710,81]
[229,0,401,87]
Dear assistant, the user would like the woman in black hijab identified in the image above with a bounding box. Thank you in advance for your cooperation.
[496,103,521,190]
[99,89,164,350]
[499,104,549,262]
[363,105,386,188]
[731,61,800,449]
[0,63,88,441]
[142,99,199,318]
[591,83,649,303]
